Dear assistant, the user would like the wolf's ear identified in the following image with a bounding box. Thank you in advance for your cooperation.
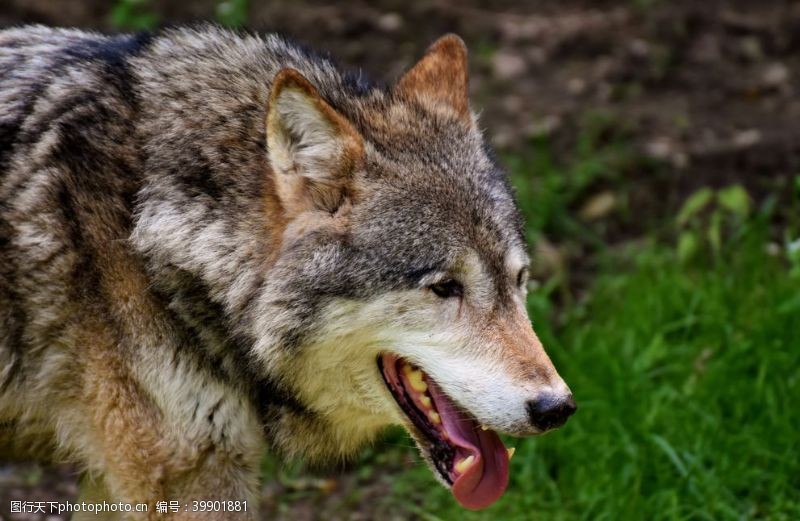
[266,69,363,217]
[395,34,470,121]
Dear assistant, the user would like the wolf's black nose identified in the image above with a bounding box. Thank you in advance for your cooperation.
[527,394,577,431]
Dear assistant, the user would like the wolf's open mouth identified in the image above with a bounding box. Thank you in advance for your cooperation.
[378,354,510,510]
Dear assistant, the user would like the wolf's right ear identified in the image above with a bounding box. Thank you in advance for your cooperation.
[395,34,471,123]
[266,69,364,217]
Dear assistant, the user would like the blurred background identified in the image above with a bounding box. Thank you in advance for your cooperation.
[1,1,799,520]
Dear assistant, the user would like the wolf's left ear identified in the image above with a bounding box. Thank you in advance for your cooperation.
[266,69,364,217]
[395,34,471,122]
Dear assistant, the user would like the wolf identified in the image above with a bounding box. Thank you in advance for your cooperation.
[0,25,575,518]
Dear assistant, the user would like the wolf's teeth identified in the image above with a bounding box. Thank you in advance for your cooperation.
[407,370,428,392]
[507,447,516,460]
[428,411,441,424]
[420,395,432,408]
[454,455,475,474]
[402,364,413,375]
[480,424,489,431]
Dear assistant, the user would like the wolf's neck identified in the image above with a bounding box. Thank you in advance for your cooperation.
[130,50,277,326]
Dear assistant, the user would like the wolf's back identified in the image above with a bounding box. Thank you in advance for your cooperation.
[0,26,151,406]
[0,27,151,170]
[2,28,95,161]
[0,27,85,394]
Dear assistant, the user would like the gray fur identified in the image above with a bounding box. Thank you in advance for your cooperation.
[0,25,538,514]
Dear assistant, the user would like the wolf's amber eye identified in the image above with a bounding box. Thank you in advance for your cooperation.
[429,279,463,299]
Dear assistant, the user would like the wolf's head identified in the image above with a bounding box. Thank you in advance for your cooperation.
[253,35,575,510]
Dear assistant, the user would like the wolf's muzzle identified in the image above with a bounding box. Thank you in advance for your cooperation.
[527,394,577,431]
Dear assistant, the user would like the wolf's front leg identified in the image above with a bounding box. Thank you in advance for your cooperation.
[65,319,263,520]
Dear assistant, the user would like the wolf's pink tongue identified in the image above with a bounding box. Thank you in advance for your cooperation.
[428,382,509,510]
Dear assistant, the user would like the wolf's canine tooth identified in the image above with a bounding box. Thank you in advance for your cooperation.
[454,455,475,474]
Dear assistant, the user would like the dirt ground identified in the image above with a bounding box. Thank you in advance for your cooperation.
[4,0,800,185]
[1,1,799,519]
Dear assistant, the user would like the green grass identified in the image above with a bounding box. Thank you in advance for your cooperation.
[507,111,639,248]
[385,222,800,520]
[109,0,249,30]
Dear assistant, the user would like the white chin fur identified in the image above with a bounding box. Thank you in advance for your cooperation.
[283,292,553,440]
